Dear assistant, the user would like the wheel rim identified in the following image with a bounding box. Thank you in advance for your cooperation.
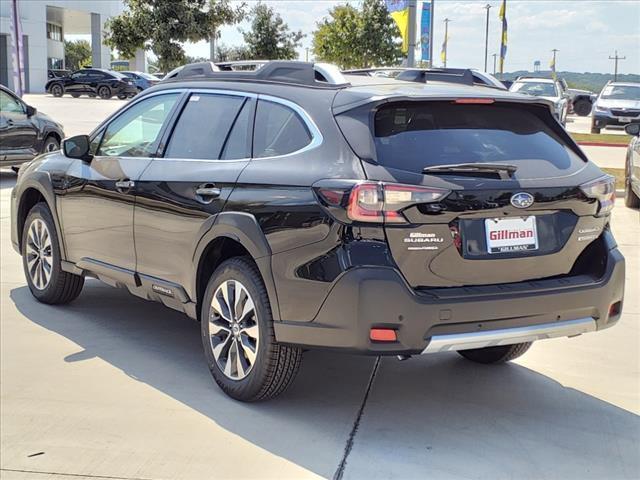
[99,88,109,98]
[45,140,59,152]
[209,279,259,380]
[53,86,61,95]
[25,219,53,290]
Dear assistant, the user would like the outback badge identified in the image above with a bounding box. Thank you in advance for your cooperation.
[510,192,534,209]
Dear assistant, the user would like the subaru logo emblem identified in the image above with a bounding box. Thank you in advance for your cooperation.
[510,192,534,209]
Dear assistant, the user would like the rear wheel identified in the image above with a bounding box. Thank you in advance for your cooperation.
[22,204,84,304]
[70,93,80,98]
[117,93,128,100]
[98,86,112,99]
[50,84,64,97]
[458,342,532,364]
[625,160,640,209]
[201,257,302,402]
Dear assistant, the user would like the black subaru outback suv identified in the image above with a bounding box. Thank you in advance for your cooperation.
[11,61,625,402]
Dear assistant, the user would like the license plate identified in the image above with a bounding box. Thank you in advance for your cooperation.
[619,117,633,123]
[485,216,538,254]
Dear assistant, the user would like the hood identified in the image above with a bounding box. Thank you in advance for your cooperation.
[596,98,640,109]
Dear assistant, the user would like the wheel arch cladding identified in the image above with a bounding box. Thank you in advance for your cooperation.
[17,185,62,255]
[193,212,281,321]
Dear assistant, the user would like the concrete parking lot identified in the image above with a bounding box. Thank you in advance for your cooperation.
[1,95,639,480]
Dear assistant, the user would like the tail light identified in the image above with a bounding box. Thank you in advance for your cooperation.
[580,175,615,216]
[317,181,450,225]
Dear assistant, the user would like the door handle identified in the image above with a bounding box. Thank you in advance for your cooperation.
[7,119,13,126]
[196,184,221,198]
[115,179,135,190]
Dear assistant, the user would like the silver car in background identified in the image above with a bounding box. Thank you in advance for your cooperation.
[509,77,569,125]
[592,82,640,134]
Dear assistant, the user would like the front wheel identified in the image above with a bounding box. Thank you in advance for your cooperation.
[41,135,60,154]
[22,204,84,304]
[201,257,302,402]
[50,84,64,97]
[117,93,128,100]
[458,342,532,364]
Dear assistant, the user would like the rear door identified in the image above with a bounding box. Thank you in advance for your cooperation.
[338,99,609,288]
[134,90,255,291]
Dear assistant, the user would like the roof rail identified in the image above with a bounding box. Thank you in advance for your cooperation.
[215,60,269,71]
[164,60,350,88]
[397,68,476,86]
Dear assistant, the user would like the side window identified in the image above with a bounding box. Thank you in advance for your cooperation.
[0,91,24,113]
[71,71,86,80]
[97,93,179,158]
[221,101,252,160]
[253,100,312,158]
[165,93,245,160]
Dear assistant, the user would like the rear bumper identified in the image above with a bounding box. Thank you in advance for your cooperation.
[274,246,625,355]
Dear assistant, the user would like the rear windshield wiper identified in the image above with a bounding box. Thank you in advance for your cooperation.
[423,163,518,179]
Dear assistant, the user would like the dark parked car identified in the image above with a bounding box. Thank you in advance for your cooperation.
[0,85,64,169]
[11,61,625,402]
[45,68,137,100]
[47,69,71,79]
[567,88,596,116]
[120,71,161,93]
[592,82,640,133]
[624,123,640,208]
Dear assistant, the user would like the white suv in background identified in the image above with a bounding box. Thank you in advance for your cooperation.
[510,77,569,126]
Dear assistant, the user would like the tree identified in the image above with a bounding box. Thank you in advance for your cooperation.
[313,0,402,69]
[64,40,92,71]
[104,0,244,72]
[241,3,304,60]
[214,43,252,62]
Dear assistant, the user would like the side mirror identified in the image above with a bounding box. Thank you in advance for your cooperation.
[625,123,640,137]
[25,105,36,116]
[63,135,93,161]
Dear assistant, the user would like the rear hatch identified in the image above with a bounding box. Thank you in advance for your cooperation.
[335,98,613,288]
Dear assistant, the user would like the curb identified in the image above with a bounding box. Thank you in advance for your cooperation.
[577,142,628,148]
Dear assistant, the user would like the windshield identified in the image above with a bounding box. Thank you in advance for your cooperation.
[138,72,160,80]
[511,81,558,97]
[373,102,580,173]
[600,85,640,101]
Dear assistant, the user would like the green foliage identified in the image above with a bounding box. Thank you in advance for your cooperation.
[214,43,252,62]
[104,0,244,72]
[241,3,303,60]
[313,0,402,69]
[64,40,92,71]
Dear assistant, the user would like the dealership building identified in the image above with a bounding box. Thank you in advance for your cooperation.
[0,0,124,93]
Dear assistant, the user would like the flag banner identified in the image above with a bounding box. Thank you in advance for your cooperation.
[9,0,25,96]
[441,37,447,64]
[420,1,432,62]
[386,0,410,54]
[498,0,508,73]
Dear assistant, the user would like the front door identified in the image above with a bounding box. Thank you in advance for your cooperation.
[134,91,255,293]
[0,89,38,160]
[59,92,181,271]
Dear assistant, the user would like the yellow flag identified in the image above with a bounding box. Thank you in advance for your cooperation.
[390,8,410,54]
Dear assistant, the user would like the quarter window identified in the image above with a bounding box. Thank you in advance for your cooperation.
[165,94,245,160]
[97,93,179,158]
[253,100,312,158]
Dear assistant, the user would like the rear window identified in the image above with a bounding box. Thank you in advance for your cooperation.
[374,102,580,173]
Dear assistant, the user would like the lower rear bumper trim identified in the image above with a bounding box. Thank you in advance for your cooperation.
[421,317,596,354]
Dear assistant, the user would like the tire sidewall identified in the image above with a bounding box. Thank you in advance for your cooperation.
[200,259,274,401]
[22,204,64,302]
[51,84,63,97]
[98,86,111,99]
[42,136,60,154]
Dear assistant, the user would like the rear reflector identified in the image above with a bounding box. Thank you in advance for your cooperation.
[609,301,622,317]
[454,98,495,104]
[370,328,397,342]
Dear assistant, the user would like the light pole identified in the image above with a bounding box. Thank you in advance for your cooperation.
[551,48,559,78]
[443,18,451,68]
[492,53,497,75]
[483,4,491,72]
[609,50,626,81]
[407,0,418,67]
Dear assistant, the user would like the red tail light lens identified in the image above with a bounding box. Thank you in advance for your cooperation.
[580,175,616,216]
[347,182,449,224]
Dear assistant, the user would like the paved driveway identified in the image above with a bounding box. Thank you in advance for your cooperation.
[1,99,639,480]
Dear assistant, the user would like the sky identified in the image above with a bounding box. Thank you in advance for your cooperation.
[183,0,640,74]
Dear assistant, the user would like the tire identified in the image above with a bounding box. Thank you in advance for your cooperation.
[591,123,601,134]
[98,86,112,99]
[117,93,128,100]
[201,257,302,402]
[41,135,60,154]
[70,93,80,98]
[50,84,64,97]
[22,203,84,304]
[458,342,532,364]
[625,160,640,209]
[573,98,592,116]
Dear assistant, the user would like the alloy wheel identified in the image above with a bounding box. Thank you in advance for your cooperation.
[25,218,53,290]
[44,139,59,152]
[208,279,259,380]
